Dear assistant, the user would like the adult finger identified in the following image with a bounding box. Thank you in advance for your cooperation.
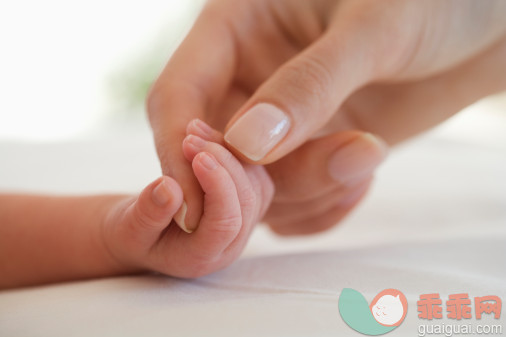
[265,177,372,226]
[222,10,399,164]
[267,180,371,236]
[146,3,237,233]
[323,34,506,145]
[266,131,387,203]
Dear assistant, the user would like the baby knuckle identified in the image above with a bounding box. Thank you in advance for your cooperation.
[183,262,215,278]
[131,203,158,231]
[210,214,243,234]
[239,185,257,206]
[213,143,235,164]
[185,252,223,275]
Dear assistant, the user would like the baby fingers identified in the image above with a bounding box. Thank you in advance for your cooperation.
[107,176,183,268]
[183,135,258,228]
[166,151,243,277]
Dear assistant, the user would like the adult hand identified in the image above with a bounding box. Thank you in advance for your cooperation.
[147,0,506,234]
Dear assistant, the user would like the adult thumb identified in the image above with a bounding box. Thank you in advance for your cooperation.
[223,28,386,164]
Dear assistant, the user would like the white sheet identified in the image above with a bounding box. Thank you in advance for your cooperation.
[0,110,505,336]
[1,238,504,337]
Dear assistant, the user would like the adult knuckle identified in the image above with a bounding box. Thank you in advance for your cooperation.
[286,55,333,102]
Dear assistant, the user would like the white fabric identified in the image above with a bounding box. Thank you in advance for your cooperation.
[0,110,505,336]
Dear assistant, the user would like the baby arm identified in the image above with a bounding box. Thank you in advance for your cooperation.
[0,193,135,288]
[0,121,274,288]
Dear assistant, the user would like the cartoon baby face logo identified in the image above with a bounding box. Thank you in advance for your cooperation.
[370,289,408,327]
[339,288,408,335]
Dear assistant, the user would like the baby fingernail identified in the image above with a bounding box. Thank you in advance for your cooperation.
[186,134,207,151]
[199,152,218,170]
[191,119,214,137]
[152,178,171,207]
[328,133,388,184]
[174,201,192,233]
[224,103,290,161]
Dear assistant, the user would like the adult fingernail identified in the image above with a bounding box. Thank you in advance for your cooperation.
[328,133,388,184]
[174,201,192,233]
[152,178,171,207]
[224,103,290,161]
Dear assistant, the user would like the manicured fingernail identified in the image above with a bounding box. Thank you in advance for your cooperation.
[152,178,171,207]
[185,134,207,152]
[328,133,388,184]
[224,103,290,161]
[198,152,218,170]
[191,119,214,137]
[174,201,192,233]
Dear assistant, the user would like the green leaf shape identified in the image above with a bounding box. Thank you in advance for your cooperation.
[339,288,396,336]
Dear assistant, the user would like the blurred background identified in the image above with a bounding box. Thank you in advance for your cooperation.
[0,0,505,198]
[0,0,205,142]
[0,0,505,144]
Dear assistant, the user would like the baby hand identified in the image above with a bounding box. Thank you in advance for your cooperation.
[101,121,274,278]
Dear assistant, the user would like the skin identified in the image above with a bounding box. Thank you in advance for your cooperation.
[0,121,273,289]
[147,0,506,235]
